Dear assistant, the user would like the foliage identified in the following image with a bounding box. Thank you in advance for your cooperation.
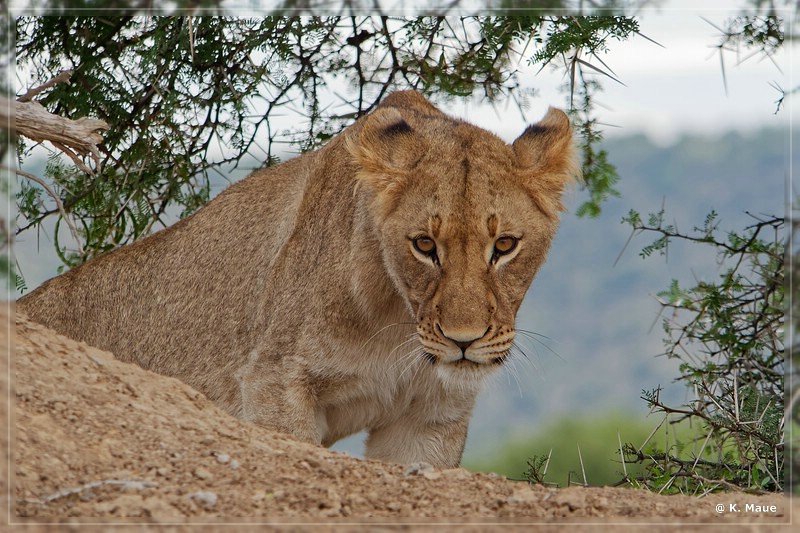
[522,453,551,485]
[616,210,785,494]
[0,12,11,290]
[466,413,660,486]
[528,15,640,217]
[13,13,643,276]
[790,203,800,495]
[703,1,795,110]
[0,163,13,296]
[571,77,619,218]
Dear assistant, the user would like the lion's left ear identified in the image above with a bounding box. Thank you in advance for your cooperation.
[345,107,421,194]
[512,107,580,217]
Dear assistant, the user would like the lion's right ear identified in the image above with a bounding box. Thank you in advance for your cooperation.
[345,108,420,194]
[512,107,580,218]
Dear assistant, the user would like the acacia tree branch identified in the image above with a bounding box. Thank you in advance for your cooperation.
[11,167,85,257]
[17,70,74,102]
[3,79,109,259]
[1,96,109,175]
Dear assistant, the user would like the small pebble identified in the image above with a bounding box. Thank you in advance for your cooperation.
[193,467,212,480]
[386,501,402,511]
[404,462,434,476]
[189,491,218,508]
[215,453,230,464]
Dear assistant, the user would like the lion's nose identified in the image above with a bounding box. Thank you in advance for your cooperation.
[438,325,490,354]
[452,338,475,352]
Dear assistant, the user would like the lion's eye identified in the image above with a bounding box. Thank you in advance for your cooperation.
[494,236,518,256]
[413,237,437,256]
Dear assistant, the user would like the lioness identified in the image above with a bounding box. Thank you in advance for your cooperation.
[18,91,577,467]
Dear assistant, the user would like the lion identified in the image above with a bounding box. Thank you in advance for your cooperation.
[17,91,578,468]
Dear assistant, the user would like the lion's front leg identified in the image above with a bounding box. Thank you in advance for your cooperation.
[236,356,325,445]
[364,414,470,469]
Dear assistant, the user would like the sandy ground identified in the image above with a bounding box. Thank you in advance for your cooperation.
[3,302,795,531]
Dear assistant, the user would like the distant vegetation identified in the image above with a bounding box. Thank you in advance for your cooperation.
[465,413,658,486]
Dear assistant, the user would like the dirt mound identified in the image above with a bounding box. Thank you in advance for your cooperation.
[4,304,793,529]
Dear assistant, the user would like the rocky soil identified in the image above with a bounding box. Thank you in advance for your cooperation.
[3,303,794,531]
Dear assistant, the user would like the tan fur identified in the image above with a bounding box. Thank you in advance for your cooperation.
[17,91,577,468]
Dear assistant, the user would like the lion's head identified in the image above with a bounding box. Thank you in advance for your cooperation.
[347,92,578,383]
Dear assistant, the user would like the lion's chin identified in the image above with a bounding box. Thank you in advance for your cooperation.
[434,360,500,391]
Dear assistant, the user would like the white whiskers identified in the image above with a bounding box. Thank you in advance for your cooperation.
[396,346,427,385]
[504,349,524,398]
[388,333,421,359]
[515,328,561,361]
[359,321,415,351]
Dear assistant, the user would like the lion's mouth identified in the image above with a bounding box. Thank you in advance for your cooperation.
[425,353,508,367]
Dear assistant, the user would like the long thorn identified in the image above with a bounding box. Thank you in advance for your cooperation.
[577,443,587,486]
[618,432,628,478]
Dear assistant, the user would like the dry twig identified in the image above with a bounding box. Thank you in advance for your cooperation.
[1,96,109,175]
[22,479,157,505]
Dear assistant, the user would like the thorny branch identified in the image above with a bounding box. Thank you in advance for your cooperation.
[616,211,785,494]
[12,167,85,258]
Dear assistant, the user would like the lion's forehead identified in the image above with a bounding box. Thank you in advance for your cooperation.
[388,122,546,239]
[412,169,532,226]
[411,154,519,200]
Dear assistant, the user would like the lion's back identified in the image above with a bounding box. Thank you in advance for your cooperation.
[17,152,314,410]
